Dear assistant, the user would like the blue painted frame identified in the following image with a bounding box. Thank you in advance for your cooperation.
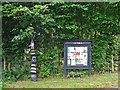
[64,40,92,77]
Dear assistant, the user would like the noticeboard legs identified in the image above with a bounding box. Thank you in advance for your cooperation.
[88,68,91,76]
[64,69,67,77]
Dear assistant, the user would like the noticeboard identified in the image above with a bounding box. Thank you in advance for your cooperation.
[64,40,92,76]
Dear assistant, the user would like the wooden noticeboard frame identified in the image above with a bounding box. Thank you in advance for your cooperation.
[64,40,92,77]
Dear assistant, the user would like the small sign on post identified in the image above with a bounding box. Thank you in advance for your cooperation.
[64,40,92,77]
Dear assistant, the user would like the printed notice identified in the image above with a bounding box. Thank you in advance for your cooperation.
[67,47,88,66]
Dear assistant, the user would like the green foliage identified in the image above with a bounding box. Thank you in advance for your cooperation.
[37,47,59,78]
[2,2,119,81]
[2,57,31,81]
[67,70,89,78]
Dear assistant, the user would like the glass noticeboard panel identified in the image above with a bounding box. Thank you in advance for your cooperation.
[67,47,88,66]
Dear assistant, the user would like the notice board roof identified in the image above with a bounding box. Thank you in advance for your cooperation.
[64,39,92,44]
[64,39,92,42]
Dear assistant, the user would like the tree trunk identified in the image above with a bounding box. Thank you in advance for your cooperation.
[111,55,114,72]
[3,57,6,70]
[8,62,11,71]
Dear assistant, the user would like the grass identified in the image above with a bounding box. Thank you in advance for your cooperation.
[0,82,2,90]
[3,72,118,88]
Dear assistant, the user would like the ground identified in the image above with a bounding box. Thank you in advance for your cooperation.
[3,72,118,88]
